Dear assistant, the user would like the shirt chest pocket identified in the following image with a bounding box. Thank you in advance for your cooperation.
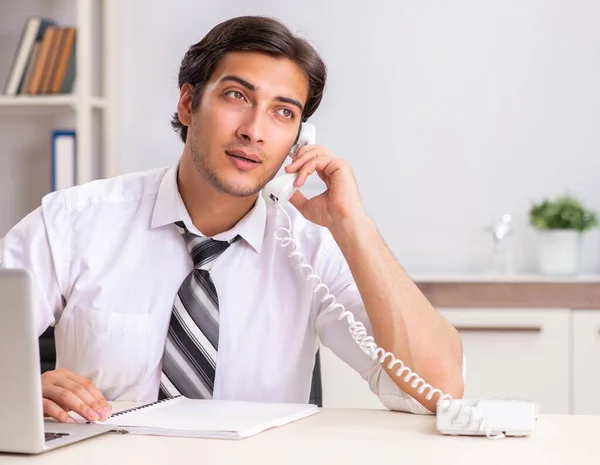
[56,305,155,398]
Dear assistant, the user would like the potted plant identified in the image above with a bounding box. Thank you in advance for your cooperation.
[529,195,598,275]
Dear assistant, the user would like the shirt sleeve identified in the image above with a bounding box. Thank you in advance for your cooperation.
[312,233,466,414]
[0,196,66,336]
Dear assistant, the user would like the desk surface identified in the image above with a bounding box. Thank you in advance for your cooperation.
[1,403,596,465]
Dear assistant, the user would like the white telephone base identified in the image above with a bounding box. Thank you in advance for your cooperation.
[436,398,538,437]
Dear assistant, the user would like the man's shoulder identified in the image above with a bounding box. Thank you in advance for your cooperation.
[41,165,172,213]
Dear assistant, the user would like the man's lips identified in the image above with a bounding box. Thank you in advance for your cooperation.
[225,150,262,163]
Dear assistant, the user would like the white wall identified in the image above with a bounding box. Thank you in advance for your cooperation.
[113,0,600,274]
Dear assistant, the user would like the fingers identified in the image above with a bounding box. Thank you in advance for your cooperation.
[289,143,316,160]
[63,378,111,419]
[43,384,102,422]
[286,145,321,170]
[316,167,331,188]
[285,145,346,188]
[295,155,345,188]
[63,370,111,415]
[289,190,308,211]
[41,369,111,423]
[43,398,76,424]
[292,157,324,187]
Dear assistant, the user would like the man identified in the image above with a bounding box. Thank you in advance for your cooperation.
[0,16,464,424]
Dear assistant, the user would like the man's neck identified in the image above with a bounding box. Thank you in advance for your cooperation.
[177,155,257,237]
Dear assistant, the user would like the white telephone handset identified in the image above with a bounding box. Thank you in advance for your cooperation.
[265,123,534,439]
[262,123,316,206]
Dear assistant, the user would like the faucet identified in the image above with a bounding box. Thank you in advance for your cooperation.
[491,214,513,243]
[485,214,514,274]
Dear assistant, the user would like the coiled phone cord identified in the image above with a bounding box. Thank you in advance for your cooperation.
[273,202,504,439]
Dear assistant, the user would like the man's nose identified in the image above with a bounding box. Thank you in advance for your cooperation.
[237,109,265,144]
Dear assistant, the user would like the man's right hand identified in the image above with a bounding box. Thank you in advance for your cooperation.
[41,368,112,423]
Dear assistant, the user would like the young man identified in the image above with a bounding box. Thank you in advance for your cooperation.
[0,16,464,424]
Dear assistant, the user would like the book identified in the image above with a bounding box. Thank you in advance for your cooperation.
[49,27,77,94]
[3,17,57,95]
[39,27,65,94]
[23,26,59,94]
[96,396,319,439]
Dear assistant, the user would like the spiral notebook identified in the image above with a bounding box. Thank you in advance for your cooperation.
[96,396,319,439]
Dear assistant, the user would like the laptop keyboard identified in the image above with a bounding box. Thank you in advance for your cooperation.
[45,432,70,442]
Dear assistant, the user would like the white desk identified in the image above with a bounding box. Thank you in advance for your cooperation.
[0,403,597,465]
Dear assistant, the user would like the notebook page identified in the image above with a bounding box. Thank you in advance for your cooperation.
[105,397,319,435]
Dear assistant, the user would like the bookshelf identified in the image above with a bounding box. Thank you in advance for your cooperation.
[0,95,106,109]
[0,0,117,236]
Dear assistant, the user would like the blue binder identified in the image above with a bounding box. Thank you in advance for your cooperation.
[51,130,76,191]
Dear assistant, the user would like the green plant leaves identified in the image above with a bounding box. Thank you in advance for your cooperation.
[529,195,598,232]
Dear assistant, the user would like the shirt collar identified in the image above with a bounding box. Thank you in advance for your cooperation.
[151,163,266,253]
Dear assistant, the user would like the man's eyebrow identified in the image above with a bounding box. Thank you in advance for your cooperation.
[220,75,256,91]
[275,96,304,113]
[220,74,304,113]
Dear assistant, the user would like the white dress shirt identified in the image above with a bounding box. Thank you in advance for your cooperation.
[1,162,459,414]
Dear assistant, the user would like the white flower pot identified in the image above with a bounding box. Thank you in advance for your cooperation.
[536,230,582,275]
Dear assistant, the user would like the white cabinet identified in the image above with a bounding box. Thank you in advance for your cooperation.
[438,308,571,414]
[319,308,600,415]
[573,310,600,415]
[319,308,572,414]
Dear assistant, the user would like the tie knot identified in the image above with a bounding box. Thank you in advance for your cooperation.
[175,221,238,269]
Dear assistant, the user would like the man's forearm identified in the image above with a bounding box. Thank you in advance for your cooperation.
[329,213,464,412]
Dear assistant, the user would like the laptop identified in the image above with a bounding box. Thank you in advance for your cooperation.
[0,268,113,454]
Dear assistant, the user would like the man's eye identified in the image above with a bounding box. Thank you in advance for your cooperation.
[226,91,245,100]
[277,108,294,119]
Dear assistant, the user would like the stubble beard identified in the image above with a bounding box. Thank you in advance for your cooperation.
[190,137,273,198]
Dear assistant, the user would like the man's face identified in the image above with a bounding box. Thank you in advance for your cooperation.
[183,52,309,197]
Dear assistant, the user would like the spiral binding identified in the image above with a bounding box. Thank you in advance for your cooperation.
[108,395,182,418]
[272,202,504,439]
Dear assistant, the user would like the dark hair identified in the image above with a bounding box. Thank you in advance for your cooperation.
[171,16,327,143]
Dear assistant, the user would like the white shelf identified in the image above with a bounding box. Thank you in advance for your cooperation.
[91,96,106,109]
[0,0,117,236]
[0,95,106,109]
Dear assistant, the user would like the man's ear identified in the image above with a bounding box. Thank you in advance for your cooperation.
[177,83,195,127]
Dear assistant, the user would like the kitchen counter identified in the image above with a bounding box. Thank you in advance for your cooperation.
[410,273,600,283]
[410,274,600,308]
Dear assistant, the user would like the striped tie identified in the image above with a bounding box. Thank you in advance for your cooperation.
[159,221,238,399]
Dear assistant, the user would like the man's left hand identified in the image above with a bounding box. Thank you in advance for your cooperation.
[284,145,365,229]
